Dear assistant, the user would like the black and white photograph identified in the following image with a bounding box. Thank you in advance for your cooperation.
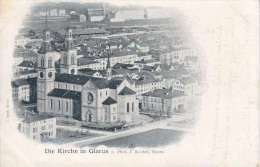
[0,0,259,167]
[12,1,202,147]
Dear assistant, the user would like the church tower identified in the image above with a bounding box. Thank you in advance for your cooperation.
[60,28,78,74]
[37,28,56,113]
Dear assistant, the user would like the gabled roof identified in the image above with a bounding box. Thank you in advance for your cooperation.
[102,97,117,105]
[48,88,81,100]
[118,87,136,95]
[108,79,123,89]
[55,73,91,85]
[55,73,126,89]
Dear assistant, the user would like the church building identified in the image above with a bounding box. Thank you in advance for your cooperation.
[36,28,139,124]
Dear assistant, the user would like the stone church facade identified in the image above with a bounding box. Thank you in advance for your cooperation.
[36,28,139,124]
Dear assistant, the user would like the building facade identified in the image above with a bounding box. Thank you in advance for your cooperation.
[19,115,56,141]
[141,88,186,117]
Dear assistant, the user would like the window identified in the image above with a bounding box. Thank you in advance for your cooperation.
[87,92,94,104]
[71,57,75,65]
[40,57,45,67]
[50,99,53,110]
[48,58,52,68]
[66,102,68,112]
[127,102,129,113]
[58,100,61,110]
[132,102,134,112]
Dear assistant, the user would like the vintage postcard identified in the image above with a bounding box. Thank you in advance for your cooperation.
[0,0,259,167]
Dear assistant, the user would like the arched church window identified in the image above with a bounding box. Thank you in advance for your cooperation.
[87,92,94,104]
[71,56,75,65]
[40,57,45,67]
[48,57,52,68]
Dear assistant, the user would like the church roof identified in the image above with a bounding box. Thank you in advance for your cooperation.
[48,89,81,100]
[55,73,91,85]
[118,87,136,95]
[108,79,123,89]
[102,97,117,105]
[55,73,124,89]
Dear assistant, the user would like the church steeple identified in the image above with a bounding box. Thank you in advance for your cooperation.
[64,28,73,50]
[38,8,53,54]
[60,28,77,75]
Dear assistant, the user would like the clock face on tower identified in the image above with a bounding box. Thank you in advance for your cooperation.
[87,92,94,104]
[48,72,53,78]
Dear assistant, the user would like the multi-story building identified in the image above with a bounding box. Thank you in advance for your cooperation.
[95,50,138,68]
[160,47,197,65]
[12,77,37,103]
[19,114,56,141]
[141,88,186,117]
